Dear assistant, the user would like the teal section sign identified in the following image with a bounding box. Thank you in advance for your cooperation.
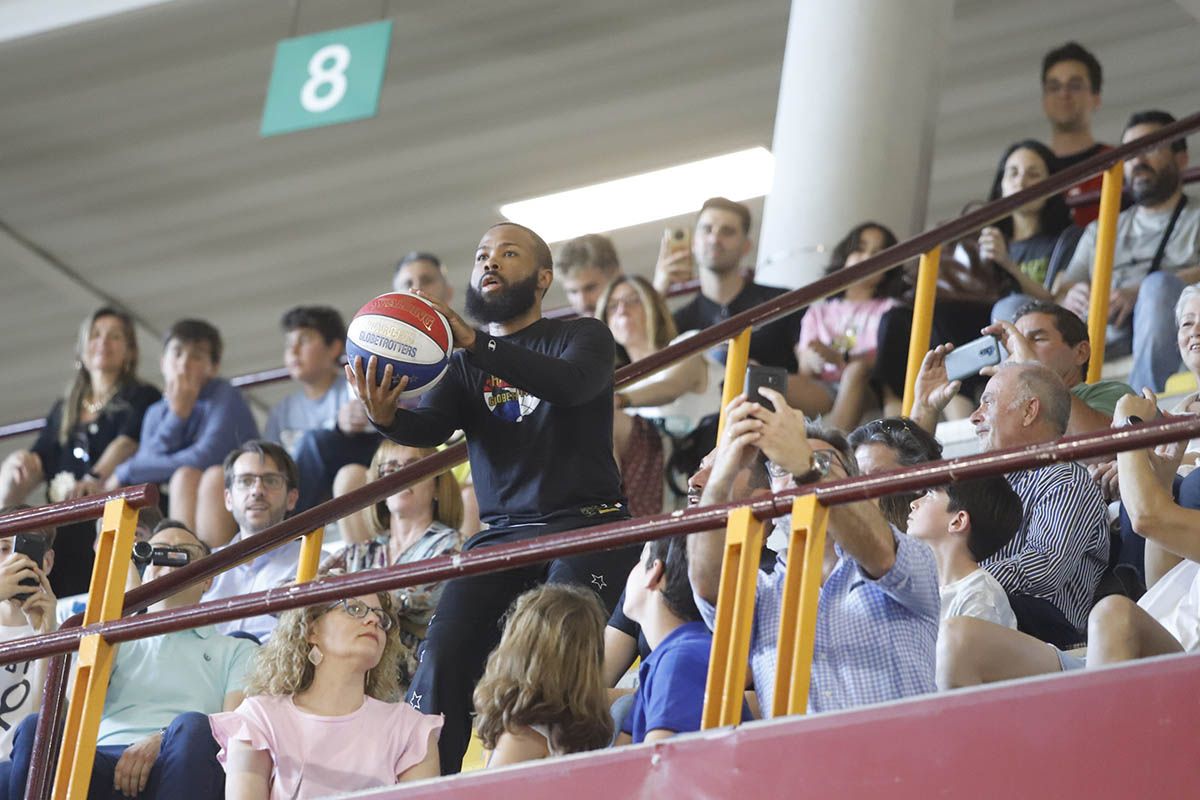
[261,20,393,137]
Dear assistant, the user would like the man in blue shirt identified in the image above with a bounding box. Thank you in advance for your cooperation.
[688,388,940,716]
[617,536,709,744]
[106,319,258,546]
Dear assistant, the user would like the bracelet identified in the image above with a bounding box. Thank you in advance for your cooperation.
[1124,415,1144,427]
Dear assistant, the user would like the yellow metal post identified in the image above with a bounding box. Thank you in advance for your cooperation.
[52,498,137,800]
[716,328,753,441]
[1086,162,1125,385]
[771,494,830,717]
[295,527,325,583]
[901,246,943,417]
[700,506,764,729]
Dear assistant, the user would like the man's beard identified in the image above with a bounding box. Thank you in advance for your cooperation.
[465,272,540,324]
[1131,162,1180,207]
[237,507,285,535]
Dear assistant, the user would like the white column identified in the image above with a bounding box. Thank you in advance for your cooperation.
[755,0,953,289]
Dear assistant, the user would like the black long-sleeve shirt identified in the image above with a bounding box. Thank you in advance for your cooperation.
[377,316,626,529]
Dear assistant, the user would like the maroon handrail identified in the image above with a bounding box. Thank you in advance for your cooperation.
[0,484,158,534]
[1065,163,1200,208]
[2,413,1198,667]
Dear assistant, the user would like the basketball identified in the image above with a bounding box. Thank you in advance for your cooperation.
[346,292,453,398]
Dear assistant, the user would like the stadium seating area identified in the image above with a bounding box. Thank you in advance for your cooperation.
[1,30,1199,800]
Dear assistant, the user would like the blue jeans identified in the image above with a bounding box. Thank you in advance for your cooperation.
[2,711,224,800]
[1115,271,1184,393]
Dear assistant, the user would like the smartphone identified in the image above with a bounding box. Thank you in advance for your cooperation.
[744,365,789,412]
[12,534,46,602]
[664,226,691,254]
[944,335,1002,383]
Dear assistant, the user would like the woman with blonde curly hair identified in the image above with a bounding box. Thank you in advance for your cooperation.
[324,440,464,691]
[473,584,613,766]
[210,590,442,798]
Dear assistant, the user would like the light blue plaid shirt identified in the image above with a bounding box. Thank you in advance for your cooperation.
[697,526,940,716]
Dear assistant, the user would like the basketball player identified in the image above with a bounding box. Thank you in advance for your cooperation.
[347,222,635,774]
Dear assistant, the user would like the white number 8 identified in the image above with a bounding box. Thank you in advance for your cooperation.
[301,44,351,113]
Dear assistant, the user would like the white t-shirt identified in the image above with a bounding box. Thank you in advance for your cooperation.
[1138,558,1200,651]
[939,568,1017,629]
[626,331,724,438]
[0,622,39,757]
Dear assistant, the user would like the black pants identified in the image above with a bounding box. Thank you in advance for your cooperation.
[405,514,638,774]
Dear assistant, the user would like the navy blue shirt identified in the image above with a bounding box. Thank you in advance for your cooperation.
[378,316,626,529]
[622,621,713,742]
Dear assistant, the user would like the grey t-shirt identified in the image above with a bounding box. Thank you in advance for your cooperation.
[264,380,351,456]
[1060,194,1200,290]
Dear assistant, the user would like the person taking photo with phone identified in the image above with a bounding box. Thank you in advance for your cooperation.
[0,510,57,760]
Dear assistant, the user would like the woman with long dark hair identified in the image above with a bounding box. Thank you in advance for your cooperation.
[982,139,1074,321]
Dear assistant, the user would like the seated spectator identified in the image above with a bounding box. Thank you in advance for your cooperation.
[1040,42,1109,226]
[1054,110,1200,393]
[204,441,301,642]
[393,251,454,301]
[793,222,904,430]
[0,307,160,595]
[985,301,1133,436]
[615,536,710,744]
[847,417,944,531]
[688,388,940,715]
[939,391,1200,689]
[210,590,441,797]
[599,276,715,516]
[655,197,803,375]
[335,253,479,542]
[1,522,253,800]
[265,306,351,457]
[323,440,464,691]
[474,585,613,766]
[911,358,1109,632]
[557,234,622,317]
[0,510,56,757]
[906,477,1022,628]
[981,140,1076,321]
[107,319,258,547]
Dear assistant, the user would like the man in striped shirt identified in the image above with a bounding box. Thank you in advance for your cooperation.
[915,359,1109,631]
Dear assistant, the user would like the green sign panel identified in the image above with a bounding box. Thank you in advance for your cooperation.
[261,20,393,137]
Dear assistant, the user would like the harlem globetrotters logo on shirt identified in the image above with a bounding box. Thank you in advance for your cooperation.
[483,376,540,422]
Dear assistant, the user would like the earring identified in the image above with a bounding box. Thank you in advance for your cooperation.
[308,645,324,666]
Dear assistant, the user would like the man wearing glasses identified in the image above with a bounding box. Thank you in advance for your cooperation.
[1040,42,1108,226]
[204,441,302,643]
[687,388,939,716]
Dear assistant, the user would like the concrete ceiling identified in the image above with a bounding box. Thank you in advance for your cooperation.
[2,0,1199,457]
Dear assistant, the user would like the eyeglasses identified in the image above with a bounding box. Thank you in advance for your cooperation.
[327,598,393,631]
[231,472,287,491]
[377,459,421,479]
[766,449,849,481]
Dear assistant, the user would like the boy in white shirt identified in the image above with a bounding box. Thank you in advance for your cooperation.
[907,476,1023,628]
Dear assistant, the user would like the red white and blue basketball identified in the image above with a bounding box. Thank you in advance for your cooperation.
[346,293,453,398]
